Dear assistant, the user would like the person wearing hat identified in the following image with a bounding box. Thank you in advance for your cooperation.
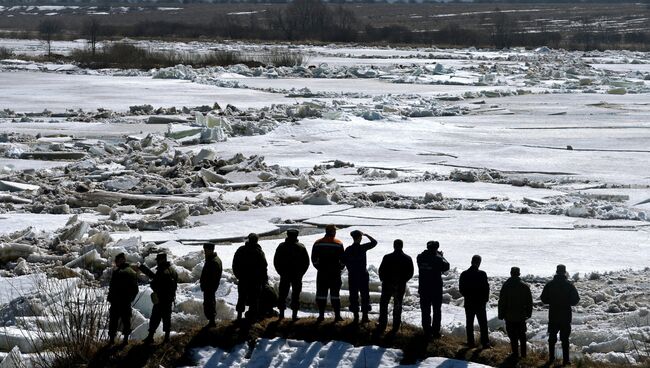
[200,243,223,328]
[141,252,178,344]
[273,229,309,321]
[343,230,377,323]
[312,224,345,322]
[107,253,139,346]
[377,239,414,334]
[232,233,268,321]
[416,240,450,338]
[498,266,533,359]
[459,254,491,348]
[541,264,580,366]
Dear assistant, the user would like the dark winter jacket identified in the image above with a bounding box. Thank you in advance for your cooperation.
[200,253,223,292]
[274,239,310,279]
[141,262,178,304]
[107,263,139,305]
[417,249,450,295]
[459,265,490,308]
[378,250,414,287]
[540,274,580,324]
[343,239,378,276]
[498,276,533,322]
[311,236,345,274]
[233,241,268,284]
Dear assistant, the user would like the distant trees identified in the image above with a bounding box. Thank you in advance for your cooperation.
[272,0,359,41]
[491,8,518,49]
[38,19,64,56]
[83,17,101,57]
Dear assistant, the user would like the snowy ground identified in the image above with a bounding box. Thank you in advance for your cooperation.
[0,40,649,366]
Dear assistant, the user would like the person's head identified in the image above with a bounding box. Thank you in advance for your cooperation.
[471,254,482,267]
[247,233,259,244]
[426,240,439,251]
[510,266,521,277]
[286,228,299,241]
[325,224,337,237]
[350,230,362,242]
[115,253,126,266]
[393,239,403,251]
[203,242,215,257]
[156,252,167,265]
[556,264,567,276]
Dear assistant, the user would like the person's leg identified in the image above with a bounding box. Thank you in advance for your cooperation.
[505,321,518,357]
[560,323,572,365]
[432,296,442,338]
[203,290,216,326]
[392,285,405,331]
[108,304,119,343]
[465,307,476,346]
[247,282,263,320]
[278,277,290,318]
[360,272,371,322]
[348,274,360,322]
[420,294,432,336]
[236,282,248,320]
[519,321,528,358]
[332,274,343,321]
[121,303,132,344]
[548,322,560,362]
[476,304,489,347]
[316,272,327,321]
[162,302,172,342]
[378,283,391,330]
[145,304,162,343]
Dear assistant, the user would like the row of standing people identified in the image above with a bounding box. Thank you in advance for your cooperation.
[107,226,580,365]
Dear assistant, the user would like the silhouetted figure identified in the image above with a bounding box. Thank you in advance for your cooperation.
[200,243,222,328]
[107,253,139,346]
[312,224,345,322]
[141,253,178,344]
[498,266,533,359]
[377,239,414,333]
[417,240,450,338]
[541,264,580,366]
[343,230,377,323]
[459,254,490,348]
[233,233,268,321]
[274,229,309,321]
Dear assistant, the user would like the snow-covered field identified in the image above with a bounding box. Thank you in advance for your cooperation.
[0,39,649,366]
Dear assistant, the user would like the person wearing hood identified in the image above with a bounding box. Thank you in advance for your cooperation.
[107,253,139,346]
[141,252,178,344]
[312,224,345,322]
[459,254,491,348]
[233,233,268,321]
[541,264,580,366]
[377,239,413,333]
[274,229,309,321]
[498,266,533,359]
[343,230,377,323]
[200,243,223,328]
[417,240,450,338]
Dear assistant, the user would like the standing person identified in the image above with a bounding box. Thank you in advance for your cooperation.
[200,243,223,328]
[273,229,310,321]
[541,264,580,366]
[498,266,533,359]
[233,233,268,321]
[343,230,378,323]
[377,239,414,333]
[107,253,139,346]
[312,224,345,322]
[141,253,178,344]
[459,255,490,348]
[417,240,450,338]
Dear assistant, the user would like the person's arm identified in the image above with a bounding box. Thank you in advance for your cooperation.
[440,252,450,272]
[482,272,490,303]
[497,285,506,320]
[139,264,155,279]
[405,256,414,282]
[525,285,533,318]
[362,233,378,251]
[273,245,283,275]
[311,243,320,269]
[570,283,580,306]
[540,283,549,304]
[378,256,387,282]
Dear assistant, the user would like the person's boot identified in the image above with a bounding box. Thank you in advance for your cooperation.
[352,312,359,324]
[120,334,129,347]
[237,311,243,321]
[164,331,170,343]
[143,333,154,345]
[206,319,216,328]
[317,306,325,322]
[361,312,370,323]
[510,341,518,359]
[107,335,115,346]
[333,302,343,322]
[521,341,527,358]
[278,309,285,320]
[292,309,299,321]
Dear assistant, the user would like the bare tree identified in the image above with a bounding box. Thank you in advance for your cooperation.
[491,8,518,49]
[83,17,101,57]
[38,19,64,56]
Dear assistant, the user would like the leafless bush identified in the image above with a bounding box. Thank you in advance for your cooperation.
[262,50,305,67]
[0,47,12,59]
[15,276,108,368]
